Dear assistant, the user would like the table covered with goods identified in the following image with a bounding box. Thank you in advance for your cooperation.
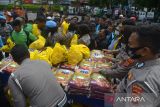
[0,48,116,107]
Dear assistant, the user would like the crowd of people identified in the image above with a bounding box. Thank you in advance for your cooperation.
[0,6,160,107]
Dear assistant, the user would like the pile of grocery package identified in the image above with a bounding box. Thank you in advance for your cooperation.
[0,45,114,101]
[53,50,114,100]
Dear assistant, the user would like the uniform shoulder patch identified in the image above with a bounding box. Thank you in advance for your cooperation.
[136,62,145,69]
[132,84,144,96]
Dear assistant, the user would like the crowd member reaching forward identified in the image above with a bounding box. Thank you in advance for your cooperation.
[8,44,67,107]
[32,17,46,38]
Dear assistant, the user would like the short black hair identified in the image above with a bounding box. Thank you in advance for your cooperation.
[135,25,160,54]
[77,24,90,36]
[122,25,137,44]
[10,44,30,64]
[12,20,21,27]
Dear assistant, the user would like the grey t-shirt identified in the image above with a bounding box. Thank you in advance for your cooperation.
[8,59,65,107]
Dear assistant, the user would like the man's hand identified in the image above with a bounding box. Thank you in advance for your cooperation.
[102,49,113,54]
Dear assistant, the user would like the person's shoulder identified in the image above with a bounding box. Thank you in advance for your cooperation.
[147,64,160,79]
[32,60,50,67]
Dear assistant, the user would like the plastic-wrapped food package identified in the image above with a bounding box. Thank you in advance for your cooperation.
[69,74,90,89]
[3,61,19,73]
[79,59,95,70]
[75,69,92,78]
[68,69,91,96]
[0,58,13,69]
[95,62,112,69]
[0,61,10,70]
[55,69,74,86]
[60,63,77,71]
[90,73,111,93]
[91,50,104,59]
[68,73,90,96]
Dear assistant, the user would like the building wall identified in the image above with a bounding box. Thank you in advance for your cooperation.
[0,0,14,4]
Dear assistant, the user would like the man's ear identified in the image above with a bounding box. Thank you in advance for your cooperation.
[141,47,151,56]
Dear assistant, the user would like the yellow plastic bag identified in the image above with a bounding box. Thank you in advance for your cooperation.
[50,43,67,65]
[61,21,70,36]
[67,45,83,65]
[29,36,46,50]
[32,24,41,37]
[0,38,15,52]
[30,47,53,65]
[78,44,90,59]
[70,34,78,46]
[30,50,39,60]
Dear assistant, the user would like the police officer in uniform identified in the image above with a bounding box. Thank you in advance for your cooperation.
[99,26,137,80]
[115,25,160,107]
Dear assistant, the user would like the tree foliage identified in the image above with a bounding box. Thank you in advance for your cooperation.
[88,0,128,7]
[134,0,160,8]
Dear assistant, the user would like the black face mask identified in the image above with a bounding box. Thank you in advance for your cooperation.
[127,46,143,59]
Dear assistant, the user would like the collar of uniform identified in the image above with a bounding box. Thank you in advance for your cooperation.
[137,58,160,68]
[21,58,31,65]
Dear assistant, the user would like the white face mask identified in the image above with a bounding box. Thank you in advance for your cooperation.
[115,30,120,35]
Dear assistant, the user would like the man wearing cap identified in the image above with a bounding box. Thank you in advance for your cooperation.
[45,20,58,46]
[4,11,13,26]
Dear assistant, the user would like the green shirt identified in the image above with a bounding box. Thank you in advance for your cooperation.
[24,23,33,33]
[11,29,37,47]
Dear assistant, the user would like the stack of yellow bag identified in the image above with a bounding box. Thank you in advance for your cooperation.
[70,34,78,46]
[29,24,46,50]
[0,38,15,52]
[30,47,53,65]
[49,43,68,65]
[67,44,90,65]
[30,43,90,66]
[61,20,70,36]
[32,24,41,37]
[29,36,46,50]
